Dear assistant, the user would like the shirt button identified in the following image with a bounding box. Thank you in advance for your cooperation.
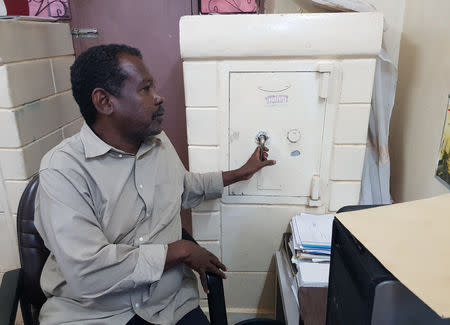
[135,303,140,308]
[139,237,144,242]
[139,184,143,189]
[146,213,150,217]
[118,154,123,158]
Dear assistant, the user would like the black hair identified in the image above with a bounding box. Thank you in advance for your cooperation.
[70,44,142,126]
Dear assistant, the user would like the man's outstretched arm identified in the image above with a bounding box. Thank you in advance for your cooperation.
[180,146,276,210]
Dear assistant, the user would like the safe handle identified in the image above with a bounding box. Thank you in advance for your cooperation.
[256,132,269,161]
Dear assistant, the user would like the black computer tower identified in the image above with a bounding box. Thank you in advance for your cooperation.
[326,209,450,325]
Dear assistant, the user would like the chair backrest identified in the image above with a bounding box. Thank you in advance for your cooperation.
[16,174,48,324]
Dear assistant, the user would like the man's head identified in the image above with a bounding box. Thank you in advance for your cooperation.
[70,44,165,141]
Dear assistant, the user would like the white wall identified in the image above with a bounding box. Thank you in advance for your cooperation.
[0,20,82,289]
[264,0,406,67]
[389,0,450,202]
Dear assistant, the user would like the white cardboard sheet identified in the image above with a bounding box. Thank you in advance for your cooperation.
[336,194,450,318]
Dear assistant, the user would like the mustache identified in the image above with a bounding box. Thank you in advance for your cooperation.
[152,105,165,120]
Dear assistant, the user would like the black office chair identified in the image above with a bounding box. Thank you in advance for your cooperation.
[0,175,283,325]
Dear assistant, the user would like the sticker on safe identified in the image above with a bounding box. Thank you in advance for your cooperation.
[265,94,288,106]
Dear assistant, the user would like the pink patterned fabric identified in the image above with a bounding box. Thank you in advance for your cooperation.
[28,0,70,19]
[201,0,257,13]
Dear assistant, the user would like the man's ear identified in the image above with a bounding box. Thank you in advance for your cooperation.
[92,88,114,116]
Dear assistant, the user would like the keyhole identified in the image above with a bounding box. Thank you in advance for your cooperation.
[255,131,269,145]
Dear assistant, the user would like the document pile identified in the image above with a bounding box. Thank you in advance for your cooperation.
[288,213,334,287]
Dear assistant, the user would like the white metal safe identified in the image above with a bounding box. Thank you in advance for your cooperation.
[180,12,383,321]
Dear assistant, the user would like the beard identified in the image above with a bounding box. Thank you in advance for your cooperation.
[151,105,165,120]
[144,104,165,137]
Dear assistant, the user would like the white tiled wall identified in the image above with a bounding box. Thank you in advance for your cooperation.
[340,59,376,103]
[330,145,367,180]
[0,212,20,271]
[182,62,218,107]
[327,59,375,211]
[0,20,81,283]
[62,117,84,139]
[186,108,219,145]
[329,181,362,211]
[50,56,75,93]
[188,146,221,173]
[0,21,73,64]
[0,91,80,148]
[4,179,30,215]
[223,272,275,310]
[192,211,221,240]
[334,104,371,144]
[0,129,64,180]
[221,205,299,272]
[0,178,5,214]
[0,59,55,107]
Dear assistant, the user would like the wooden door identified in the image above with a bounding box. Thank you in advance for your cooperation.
[70,0,197,231]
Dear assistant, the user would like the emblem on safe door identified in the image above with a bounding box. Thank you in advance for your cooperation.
[265,94,289,106]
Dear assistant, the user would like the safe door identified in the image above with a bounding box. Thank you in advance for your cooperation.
[228,71,327,198]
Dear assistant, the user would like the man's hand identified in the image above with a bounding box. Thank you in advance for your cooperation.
[223,146,276,186]
[165,240,227,294]
[184,241,227,294]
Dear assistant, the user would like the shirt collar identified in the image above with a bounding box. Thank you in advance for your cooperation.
[80,122,162,159]
[136,134,162,159]
[80,123,112,158]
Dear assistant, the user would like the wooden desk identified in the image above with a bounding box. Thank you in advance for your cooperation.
[298,286,328,325]
[275,251,328,325]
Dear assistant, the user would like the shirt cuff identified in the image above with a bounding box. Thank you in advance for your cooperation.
[131,244,167,285]
[204,172,224,200]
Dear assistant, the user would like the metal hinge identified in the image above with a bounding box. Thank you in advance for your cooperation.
[308,175,323,207]
[71,28,98,39]
[318,63,333,99]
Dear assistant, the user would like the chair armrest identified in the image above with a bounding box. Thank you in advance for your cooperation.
[181,228,228,325]
[0,268,21,325]
[181,228,197,245]
[207,273,228,325]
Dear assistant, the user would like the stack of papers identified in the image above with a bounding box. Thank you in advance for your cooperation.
[296,260,330,287]
[288,213,334,286]
[291,213,333,250]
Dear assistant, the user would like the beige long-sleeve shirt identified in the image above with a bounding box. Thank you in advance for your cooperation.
[34,123,223,325]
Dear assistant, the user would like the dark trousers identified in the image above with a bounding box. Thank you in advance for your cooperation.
[126,306,210,325]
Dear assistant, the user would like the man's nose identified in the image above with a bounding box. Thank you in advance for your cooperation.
[154,92,165,105]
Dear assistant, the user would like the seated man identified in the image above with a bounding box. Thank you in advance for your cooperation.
[35,44,275,325]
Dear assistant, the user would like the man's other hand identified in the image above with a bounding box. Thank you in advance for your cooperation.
[183,241,227,294]
[222,146,276,186]
[165,240,227,294]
